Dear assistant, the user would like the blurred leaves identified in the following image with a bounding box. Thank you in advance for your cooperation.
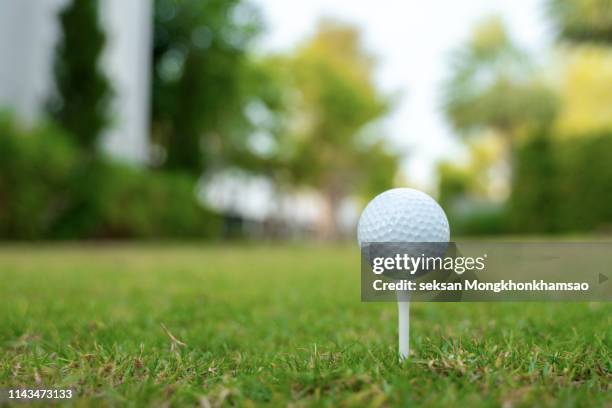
[555,46,612,135]
[5,2,403,240]
[438,135,507,208]
[284,21,396,191]
[443,17,558,138]
[0,115,80,238]
[152,0,263,174]
[437,136,510,235]
[549,0,612,43]
[47,0,113,151]
[0,113,219,240]
[442,9,612,235]
[511,129,612,232]
[510,130,560,233]
[257,20,399,236]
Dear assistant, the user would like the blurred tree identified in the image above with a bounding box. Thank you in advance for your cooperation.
[47,0,112,152]
[443,17,558,142]
[152,0,262,174]
[219,56,290,175]
[504,2,612,234]
[441,17,558,230]
[440,8,612,235]
[549,0,612,43]
[548,0,612,134]
[267,21,398,238]
[555,46,612,134]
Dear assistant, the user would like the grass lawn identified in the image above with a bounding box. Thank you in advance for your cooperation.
[0,243,610,407]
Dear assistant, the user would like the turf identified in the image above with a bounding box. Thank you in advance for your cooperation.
[0,244,610,407]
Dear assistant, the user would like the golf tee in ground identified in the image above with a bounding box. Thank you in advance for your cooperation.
[398,300,410,360]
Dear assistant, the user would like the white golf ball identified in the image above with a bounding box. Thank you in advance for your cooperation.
[357,188,450,246]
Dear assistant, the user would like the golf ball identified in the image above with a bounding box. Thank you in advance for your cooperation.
[357,188,450,246]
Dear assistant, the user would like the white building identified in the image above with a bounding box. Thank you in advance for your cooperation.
[0,0,152,163]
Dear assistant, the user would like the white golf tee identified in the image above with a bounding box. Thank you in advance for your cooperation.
[397,291,410,360]
[398,300,409,360]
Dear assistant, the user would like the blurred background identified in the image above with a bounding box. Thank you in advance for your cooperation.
[1,0,611,241]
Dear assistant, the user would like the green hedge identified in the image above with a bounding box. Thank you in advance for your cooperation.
[88,165,221,239]
[0,116,79,238]
[0,115,220,239]
[510,130,612,233]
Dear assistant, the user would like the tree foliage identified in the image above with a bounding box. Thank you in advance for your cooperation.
[288,21,396,191]
[47,0,113,151]
[549,0,612,44]
[443,17,558,138]
[555,46,612,134]
[152,0,262,174]
[263,21,398,236]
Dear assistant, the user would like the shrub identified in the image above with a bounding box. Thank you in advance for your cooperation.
[510,129,612,233]
[510,130,560,233]
[449,203,508,236]
[0,114,220,239]
[554,133,612,232]
[0,115,80,239]
[90,165,221,239]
